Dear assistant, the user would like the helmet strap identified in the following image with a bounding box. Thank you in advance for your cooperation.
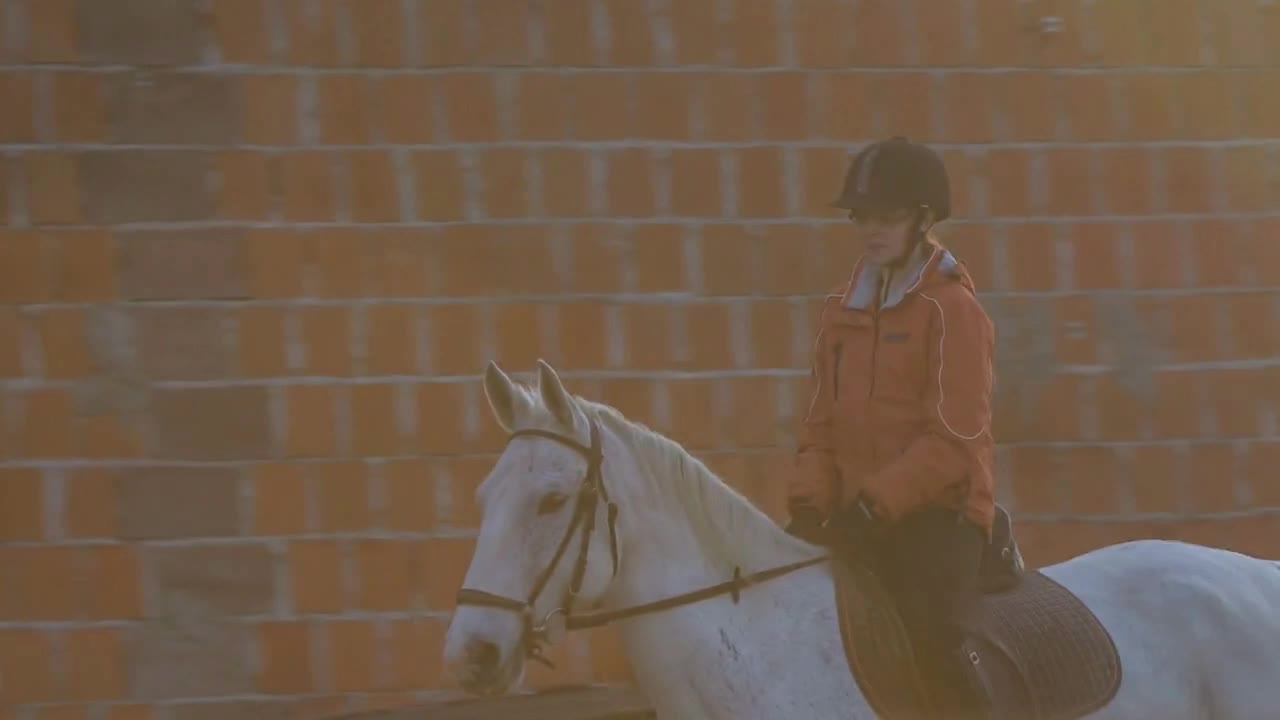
[885,206,931,270]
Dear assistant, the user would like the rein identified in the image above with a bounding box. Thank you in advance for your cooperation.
[454,416,829,669]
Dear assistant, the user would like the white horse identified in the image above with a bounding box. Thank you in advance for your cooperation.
[442,359,1280,720]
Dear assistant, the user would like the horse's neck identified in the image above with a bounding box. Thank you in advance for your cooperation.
[599,483,869,718]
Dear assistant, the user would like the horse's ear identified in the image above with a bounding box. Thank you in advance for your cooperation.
[483,360,524,433]
[535,359,575,429]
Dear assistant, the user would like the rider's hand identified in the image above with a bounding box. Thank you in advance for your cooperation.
[785,503,828,545]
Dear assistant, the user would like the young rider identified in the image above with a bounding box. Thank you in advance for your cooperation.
[786,136,998,718]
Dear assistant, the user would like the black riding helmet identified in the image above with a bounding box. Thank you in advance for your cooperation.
[829,136,951,266]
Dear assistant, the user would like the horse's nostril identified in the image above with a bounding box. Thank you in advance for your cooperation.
[467,638,501,671]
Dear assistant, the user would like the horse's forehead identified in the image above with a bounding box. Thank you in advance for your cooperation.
[480,432,581,493]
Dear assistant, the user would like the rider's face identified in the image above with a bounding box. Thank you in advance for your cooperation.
[849,207,917,265]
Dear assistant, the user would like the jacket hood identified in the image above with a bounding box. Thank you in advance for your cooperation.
[841,240,976,311]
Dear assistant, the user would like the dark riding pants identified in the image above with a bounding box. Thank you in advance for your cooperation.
[867,506,987,712]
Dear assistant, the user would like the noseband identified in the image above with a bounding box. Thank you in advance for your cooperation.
[455,416,826,669]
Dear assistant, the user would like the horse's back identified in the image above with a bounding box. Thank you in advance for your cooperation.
[1039,538,1280,719]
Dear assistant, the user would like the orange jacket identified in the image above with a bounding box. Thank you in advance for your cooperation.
[790,240,996,536]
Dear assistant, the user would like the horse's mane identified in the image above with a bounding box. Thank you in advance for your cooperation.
[568,394,823,573]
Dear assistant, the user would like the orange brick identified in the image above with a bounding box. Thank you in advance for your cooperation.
[682,302,736,370]
[1093,374,1147,443]
[65,627,126,700]
[216,151,273,220]
[421,537,475,610]
[1186,443,1240,514]
[375,75,435,143]
[364,228,433,299]
[749,299,800,370]
[1060,446,1125,515]
[347,150,400,221]
[478,147,532,219]
[35,307,91,379]
[669,148,723,217]
[348,0,404,66]
[354,539,417,610]
[697,224,757,296]
[285,384,339,458]
[307,228,368,298]
[64,468,116,538]
[1112,72,1177,140]
[1098,148,1154,216]
[1044,148,1098,216]
[0,230,53,303]
[512,74,570,141]
[424,303,485,376]
[598,377,658,426]
[552,302,609,370]
[1215,370,1267,438]
[17,387,75,458]
[563,224,625,293]
[538,147,591,216]
[570,73,631,141]
[386,617,446,689]
[701,73,760,144]
[1130,220,1188,289]
[237,305,288,377]
[604,148,657,217]
[0,307,21,378]
[982,148,1035,218]
[663,378,721,451]
[348,383,401,456]
[283,0,340,64]
[324,619,379,692]
[415,383,470,454]
[540,0,595,64]
[1002,223,1059,292]
[252,462,310,535]
[243,74,299,145]
[256,620,315,693]
[0,629,57,703]
[0,467,44,541]
[246,229,306,299]
[82,546,143,620]
[1163,146,1215,214]
[315,461,370,531]
[49,230,115,302]
[364,303,418,375]
[211,0,272,62]
[300,306,353,376]
[25,152,81,225]
[1245,442,1280,508]
[852,1,914,65]
[1127,445,1184,514]
[492,302,544,369]
[0,72,36,143]
[280,152,337,221]
[79,416,143,460]
[734,146,787,218]
[880,72,937,142]
[0,546,79,620]
[1150,371,1207,439]
[412,150,467,222]
[632,72,694,139]
[631,224,688,293]
[620,303,672,371]
[722,375,781,447]
[383,458,435,532]
[289,539,347,613]
[436,72,500,142]
[1057,74,1116,141]
[25,0,76,61]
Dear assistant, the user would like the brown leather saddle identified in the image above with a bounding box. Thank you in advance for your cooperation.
[833,505,1122,719]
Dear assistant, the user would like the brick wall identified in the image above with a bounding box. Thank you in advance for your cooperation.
[0,0,1277,717]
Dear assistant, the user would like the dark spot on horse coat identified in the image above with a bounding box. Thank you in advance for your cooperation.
[719,627,741,662]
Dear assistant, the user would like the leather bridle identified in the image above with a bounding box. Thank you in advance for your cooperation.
[455,416,828,669]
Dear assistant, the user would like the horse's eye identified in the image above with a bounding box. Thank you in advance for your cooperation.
[537,492,569,515]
